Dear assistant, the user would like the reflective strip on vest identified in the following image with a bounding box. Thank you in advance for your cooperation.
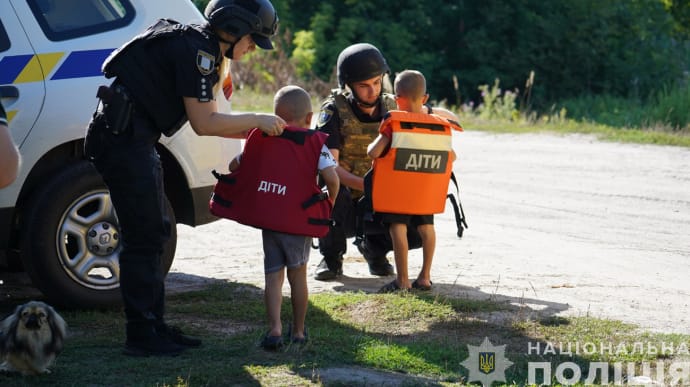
[372,110,460,215]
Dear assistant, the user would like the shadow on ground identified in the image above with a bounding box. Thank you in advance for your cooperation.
[1,271,590,386]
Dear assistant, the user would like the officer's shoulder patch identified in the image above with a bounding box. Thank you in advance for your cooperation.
[317,104,335,127]
[196,50,215,75]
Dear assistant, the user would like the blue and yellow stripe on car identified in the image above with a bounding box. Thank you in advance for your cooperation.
[0,48,113,84]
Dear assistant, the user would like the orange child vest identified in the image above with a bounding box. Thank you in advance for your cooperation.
[371,110,462,215]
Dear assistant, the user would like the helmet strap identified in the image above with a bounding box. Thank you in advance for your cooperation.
[216,33,238,59]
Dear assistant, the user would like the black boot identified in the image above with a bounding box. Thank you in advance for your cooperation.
[156,323,202,347]
[124,322,185,357]
[355,238,395,276]
[366,256,395,276]
[314,255,343,280]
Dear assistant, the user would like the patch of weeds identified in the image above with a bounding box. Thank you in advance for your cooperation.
[539,315,570,327]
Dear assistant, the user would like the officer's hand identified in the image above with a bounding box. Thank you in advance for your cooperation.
[256,113,286,136]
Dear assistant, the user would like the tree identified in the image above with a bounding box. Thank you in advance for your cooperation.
[196,0,689,111]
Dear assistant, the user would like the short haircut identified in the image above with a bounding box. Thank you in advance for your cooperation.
[394,70,426,100]
[273,85,312,123]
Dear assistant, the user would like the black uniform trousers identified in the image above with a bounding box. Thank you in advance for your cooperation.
[88,111,170,334]
[319,185,390,260]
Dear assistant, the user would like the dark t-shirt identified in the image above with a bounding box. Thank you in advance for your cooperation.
[104,21,222,133]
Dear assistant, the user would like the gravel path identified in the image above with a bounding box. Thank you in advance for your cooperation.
[171,131,690,334]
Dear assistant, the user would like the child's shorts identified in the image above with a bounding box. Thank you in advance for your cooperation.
[379,213,434,227]
[262,230,311,274]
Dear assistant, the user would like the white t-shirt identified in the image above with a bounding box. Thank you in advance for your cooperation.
[318,144,337,171]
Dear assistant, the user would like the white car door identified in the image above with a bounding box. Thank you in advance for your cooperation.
[0,1,45,148]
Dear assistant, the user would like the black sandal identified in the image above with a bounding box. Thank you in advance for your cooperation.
[412,279,432,291]
[260,332,284,350]
[287,324,309,345]
[378,280,402,293]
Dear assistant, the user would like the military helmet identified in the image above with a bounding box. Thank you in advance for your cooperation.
[336,43,390,88]
[205,0,278,49]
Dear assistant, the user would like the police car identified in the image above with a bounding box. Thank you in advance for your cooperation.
[0,0,241,307]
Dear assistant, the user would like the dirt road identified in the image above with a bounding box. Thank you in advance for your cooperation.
[171,130,690,334]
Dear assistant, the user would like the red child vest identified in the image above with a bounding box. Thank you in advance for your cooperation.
[371,110,462,215]
[209,126,333,237]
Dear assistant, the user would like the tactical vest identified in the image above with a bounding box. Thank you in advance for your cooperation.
[209,127,333,238]
[331,90,397,180]
[102,19,218,137]
[371,111,463,215]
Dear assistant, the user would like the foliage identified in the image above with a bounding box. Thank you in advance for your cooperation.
[559,81,690,131]
[227,85,690,148]
[273,0,688,110]
[648,81,690,130]
[193,0,689,124]
[456,1,686,106]
[663,0,690,38]
[476,79,520,121]
[291,30,317,79]
[306,0,462,101]
[190,0,206,13]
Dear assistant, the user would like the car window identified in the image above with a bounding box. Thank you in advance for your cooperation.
[28,0,135,41]
[0,20,9,52]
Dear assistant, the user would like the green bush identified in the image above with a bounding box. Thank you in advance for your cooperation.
[191,0,690,126]
[559,81,690,131]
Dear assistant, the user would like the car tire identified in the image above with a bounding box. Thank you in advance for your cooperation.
[20,160,177,308]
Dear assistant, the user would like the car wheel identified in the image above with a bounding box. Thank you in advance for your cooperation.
[20,161,177,308]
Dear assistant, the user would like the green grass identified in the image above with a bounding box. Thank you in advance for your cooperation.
[230,87,690,148]
[2,282,688,386]
[458,115,690,147]
[559,84,690,132]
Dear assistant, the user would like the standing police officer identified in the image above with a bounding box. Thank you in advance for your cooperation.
[85,0,285,357]
[313,43,398,280]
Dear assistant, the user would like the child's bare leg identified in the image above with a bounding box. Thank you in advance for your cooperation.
[286,263,308,339]
[265,269,285,337]
[389,222,411,289]
[416,224,436,287]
